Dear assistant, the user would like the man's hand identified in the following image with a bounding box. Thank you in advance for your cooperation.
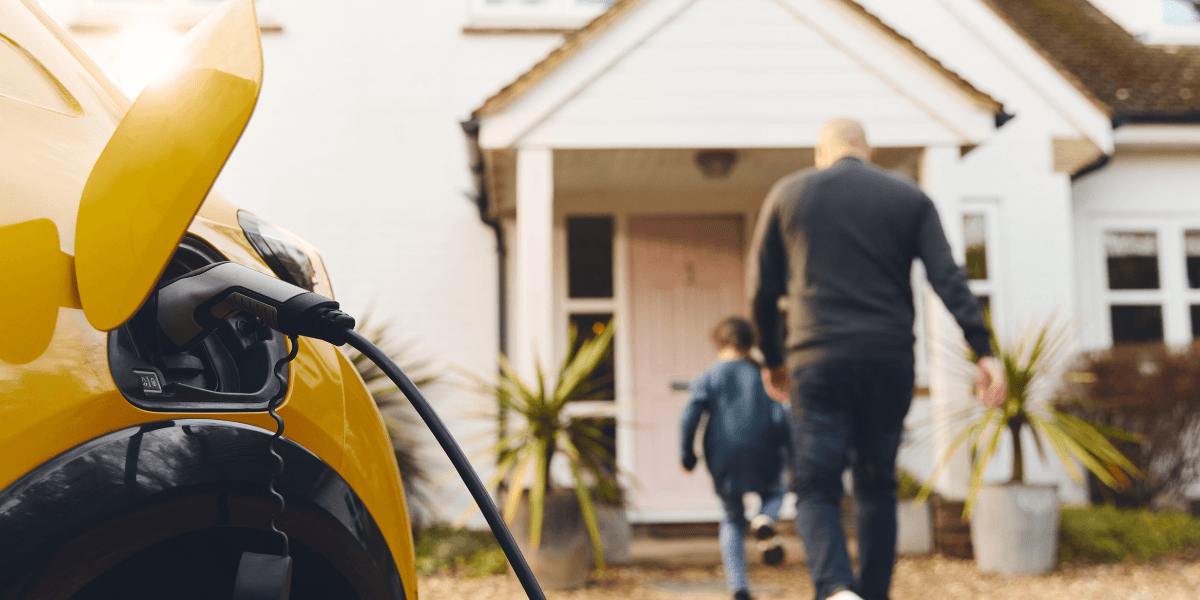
[682,453,697,472]
[763,366,789,402]
[976,356,1007,408]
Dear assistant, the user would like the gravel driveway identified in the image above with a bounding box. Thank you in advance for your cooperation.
[420,556,1200,600]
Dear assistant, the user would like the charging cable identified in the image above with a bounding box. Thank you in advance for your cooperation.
[156,262,548,600]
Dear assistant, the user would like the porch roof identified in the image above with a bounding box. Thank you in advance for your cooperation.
[472,0,1007,150]
[472,0,1003,120]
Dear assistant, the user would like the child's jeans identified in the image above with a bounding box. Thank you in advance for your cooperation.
[718,485,786,593]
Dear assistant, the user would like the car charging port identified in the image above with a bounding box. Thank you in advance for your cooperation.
[107,236,292,412]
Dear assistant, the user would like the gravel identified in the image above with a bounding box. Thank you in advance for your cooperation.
[419,555,1200,600]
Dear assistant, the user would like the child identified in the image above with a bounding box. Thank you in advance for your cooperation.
[680,316,791,600]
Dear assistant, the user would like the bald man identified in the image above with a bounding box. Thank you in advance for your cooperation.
[749,119,1004,600]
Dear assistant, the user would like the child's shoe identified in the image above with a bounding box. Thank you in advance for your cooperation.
[759,536,785,565]
[733,590,752,600]
[749,514,776,540]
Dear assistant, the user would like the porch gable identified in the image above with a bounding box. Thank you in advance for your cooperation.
[476,0,1004,150]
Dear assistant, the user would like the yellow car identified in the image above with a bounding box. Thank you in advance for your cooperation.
[0,0,416,597]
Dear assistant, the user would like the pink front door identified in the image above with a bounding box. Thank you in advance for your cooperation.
[628,215,746,515]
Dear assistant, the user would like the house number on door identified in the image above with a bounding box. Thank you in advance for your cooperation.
[685,261,695,285]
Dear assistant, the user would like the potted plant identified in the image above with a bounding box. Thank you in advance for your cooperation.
[917,315,1142,575]
[895,471,932,555]
[464,320,623,589]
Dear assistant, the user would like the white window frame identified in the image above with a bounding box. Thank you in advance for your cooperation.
[71,0,282,30]
[962,198,1005,335]
[1085,216,1200,348]
[555,213,619,412]
[466,0,613,31]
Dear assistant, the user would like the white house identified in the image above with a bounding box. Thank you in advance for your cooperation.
[34,0,1200,523]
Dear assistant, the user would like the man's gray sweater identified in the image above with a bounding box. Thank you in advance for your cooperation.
[750,157,993,371]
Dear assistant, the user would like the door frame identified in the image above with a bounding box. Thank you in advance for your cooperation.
[552,209,759,522]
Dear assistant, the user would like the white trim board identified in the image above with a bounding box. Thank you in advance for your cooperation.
[933,0,1113,154]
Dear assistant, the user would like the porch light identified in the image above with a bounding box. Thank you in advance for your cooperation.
[694,150,738,179]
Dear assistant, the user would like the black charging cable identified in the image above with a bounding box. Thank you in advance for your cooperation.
[341,328,547,600]
[266,334,299,557]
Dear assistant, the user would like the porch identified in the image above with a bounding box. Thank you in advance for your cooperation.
[471,0,1012,521]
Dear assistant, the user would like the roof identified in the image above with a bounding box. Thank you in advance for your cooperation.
[982,0,1200,119]
[472,0,1004,118]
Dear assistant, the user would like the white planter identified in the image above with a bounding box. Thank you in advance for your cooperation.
[509,490,592,589]
[509,490,629,588]
[595,502,631,565]
[896,500,932,555]
[970,484,1059,576]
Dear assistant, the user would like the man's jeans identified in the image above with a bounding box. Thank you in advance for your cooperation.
[789,359,914,600]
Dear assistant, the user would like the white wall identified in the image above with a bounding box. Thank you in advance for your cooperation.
[39,0,565,525]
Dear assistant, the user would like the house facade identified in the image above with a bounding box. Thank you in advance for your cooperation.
[33,0,1200,523]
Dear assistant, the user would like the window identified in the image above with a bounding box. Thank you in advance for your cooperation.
[468,0,617,30]
[567,216,613,298]
[962,205,1000,326]
[1106,231,1160,290]
[566,313,615,400]
[1187,229,1200,289]
[1111,305,1164,343]
[1093,223,1200,346]
[1164,0,1200,25]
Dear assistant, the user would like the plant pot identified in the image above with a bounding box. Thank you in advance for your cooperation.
[930,495,972,558]
[970,483,1059,575]
[896,500,932,555]
[594,502,631,566]
[508,489,593,590]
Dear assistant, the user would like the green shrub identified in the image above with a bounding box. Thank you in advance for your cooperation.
[897,471,923,501]
[1059,505,1200,563]
[414,525,507,577]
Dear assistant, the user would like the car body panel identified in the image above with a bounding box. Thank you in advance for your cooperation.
[338,350,419,598]
[75,0,262,332]
[0,0,415,596]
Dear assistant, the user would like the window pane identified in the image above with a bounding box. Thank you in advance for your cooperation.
[568,216,614,298]
[1186,230,1200,289]
[1193,305,1200,339]
[964,213,988,280]
[568,313,614,400]
[571,416,617,475]
[1105,231,1160,290]
[1165,0,1200,25]
[1111,305,1164,343]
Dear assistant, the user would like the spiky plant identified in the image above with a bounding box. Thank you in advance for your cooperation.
[463,319,620,573]
[917,315,1143,516]
[343,311,439,526]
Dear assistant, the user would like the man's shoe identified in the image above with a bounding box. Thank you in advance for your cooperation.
[749,514,776,540]
[760,536,785,565]
[826,588,864,600]
[733,590,752,600]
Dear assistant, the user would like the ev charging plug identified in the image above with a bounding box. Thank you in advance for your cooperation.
[154,261,548,600]
[156,261,355,350]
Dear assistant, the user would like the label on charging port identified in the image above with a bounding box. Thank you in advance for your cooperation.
[133,369,163,394]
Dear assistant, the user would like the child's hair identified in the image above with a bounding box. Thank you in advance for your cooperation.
[711,316,757,353]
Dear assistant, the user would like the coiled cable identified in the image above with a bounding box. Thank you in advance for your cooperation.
[266,333,299,557]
